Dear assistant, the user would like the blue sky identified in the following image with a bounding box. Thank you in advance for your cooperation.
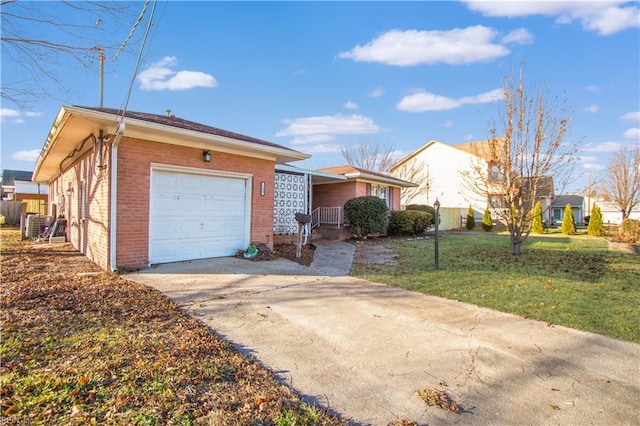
[2,1,639,194]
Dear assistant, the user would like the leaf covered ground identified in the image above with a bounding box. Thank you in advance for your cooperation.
[0,228,344,425]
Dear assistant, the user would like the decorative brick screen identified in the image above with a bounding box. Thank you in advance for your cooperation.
[273,172,308,234]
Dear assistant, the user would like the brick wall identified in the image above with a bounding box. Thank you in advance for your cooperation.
[49,145,112,270]
[116,138,275,269]
[312,181,358,209]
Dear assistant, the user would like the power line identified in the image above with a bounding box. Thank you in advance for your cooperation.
[111,0,150,63]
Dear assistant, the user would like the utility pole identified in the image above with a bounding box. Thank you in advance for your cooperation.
[90,46,105,107]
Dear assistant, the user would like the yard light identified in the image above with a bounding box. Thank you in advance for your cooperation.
[434,198,440,270]
[202,150,211,162]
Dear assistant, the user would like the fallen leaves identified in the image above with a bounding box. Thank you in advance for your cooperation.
[0,228,344,425]
[417,388,460,413]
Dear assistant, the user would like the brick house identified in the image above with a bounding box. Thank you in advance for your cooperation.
[33,106,309,271]
[33,106,416,271]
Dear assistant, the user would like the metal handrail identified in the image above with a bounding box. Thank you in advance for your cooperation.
[311,207,342,228]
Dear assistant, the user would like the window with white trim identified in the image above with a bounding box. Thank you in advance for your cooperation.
[371,184,389,206]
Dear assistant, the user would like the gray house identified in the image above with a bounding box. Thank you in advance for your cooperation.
[550,195,585,225]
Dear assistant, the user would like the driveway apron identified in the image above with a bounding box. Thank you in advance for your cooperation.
[127,242,640,425]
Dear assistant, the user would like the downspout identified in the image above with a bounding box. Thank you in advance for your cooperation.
[109,122,125,272]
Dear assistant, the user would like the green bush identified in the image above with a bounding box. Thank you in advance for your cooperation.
[587,204,605,237]
[466,205,475,230]
[481,208,493,232]
[561,204,576,235]
[388,210,433,236]
[531,201,544,234]
[344,196,389,239]
[405,204,435,227]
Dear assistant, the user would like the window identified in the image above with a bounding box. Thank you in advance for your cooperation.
[489,194,507,209]
[371,184,389,206]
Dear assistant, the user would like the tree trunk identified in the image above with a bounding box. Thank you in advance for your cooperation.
[511,238,522,255]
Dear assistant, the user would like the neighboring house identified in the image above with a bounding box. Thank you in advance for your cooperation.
[550,195,585,225]
[586,197,640,224]
[389,139,555,230]
[1,169,48,214]
[33,105,309,271]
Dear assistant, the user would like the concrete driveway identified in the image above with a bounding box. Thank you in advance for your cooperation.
[127,242,640,425]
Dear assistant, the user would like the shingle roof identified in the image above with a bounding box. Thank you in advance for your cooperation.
[317,165,417,187]
[77,106,293,152]
[551,194,584,207]
[1,169,33,185]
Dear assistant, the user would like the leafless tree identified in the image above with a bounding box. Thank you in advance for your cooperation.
[461,65,577,255]
[1,0,139,108]
[389,157,432,206]
[341,142,397,173]
[602,146,640,221]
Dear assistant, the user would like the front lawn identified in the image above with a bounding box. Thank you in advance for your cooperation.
[0,228,345,425]
[350,234,640,343]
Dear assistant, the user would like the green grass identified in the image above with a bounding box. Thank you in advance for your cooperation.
[351,234,640,343]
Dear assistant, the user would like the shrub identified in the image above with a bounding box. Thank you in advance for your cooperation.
[388,210,433,236]
[466,205,475,230]
[587,204,605,237]
[561,204,576,235]
[531,201,544,234]
[405,204,435,227]
[610,218,640,243]
[481,208,493,232]
[343,196,388,239]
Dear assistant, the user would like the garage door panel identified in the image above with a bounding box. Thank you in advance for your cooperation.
[149,169,249,264]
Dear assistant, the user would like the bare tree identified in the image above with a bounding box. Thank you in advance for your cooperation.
[602,146,640,221]
[389,157,432,206]
[341,142,397,173]
[462,65,577,255]
[1,0,139,108]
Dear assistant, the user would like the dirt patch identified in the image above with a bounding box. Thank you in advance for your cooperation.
[274,242,316,266]
[608,240,640,255]
[353,238,399,266]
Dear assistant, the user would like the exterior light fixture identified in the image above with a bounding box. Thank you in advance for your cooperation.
[260,181,266,196]
[203,150,211,162]
[66,186,73,196]
[433,198,441,270]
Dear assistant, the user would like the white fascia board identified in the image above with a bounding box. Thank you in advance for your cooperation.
[275,164,346,180]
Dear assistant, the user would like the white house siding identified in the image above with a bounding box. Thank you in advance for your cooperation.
[392,141,487,219]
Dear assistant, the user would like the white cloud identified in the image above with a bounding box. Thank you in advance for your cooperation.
[397,88,504,112]
[1,108,40,123]
[620,111,640,121]
[344,101,358,110]
[11,149,41,161]
[300,144,345,154]
[443,120,454,128]
[464,1,640,35]
[276,114,380,144]
[138,56,218,91]
[583,104,600,114]
[501,28,534,45]
[584,85,600,92]
[292,69,307,76]
[369,87,385,98]
[581,141,626,152]
[464,134,475,141]
[339,26,510,66]
[623,127,640,139]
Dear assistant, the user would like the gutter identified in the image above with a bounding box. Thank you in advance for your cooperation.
[109,122,125,272]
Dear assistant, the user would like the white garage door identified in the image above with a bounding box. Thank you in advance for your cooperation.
[149,167,250,264]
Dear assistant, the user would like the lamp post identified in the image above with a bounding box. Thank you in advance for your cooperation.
[434,198,440,270]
